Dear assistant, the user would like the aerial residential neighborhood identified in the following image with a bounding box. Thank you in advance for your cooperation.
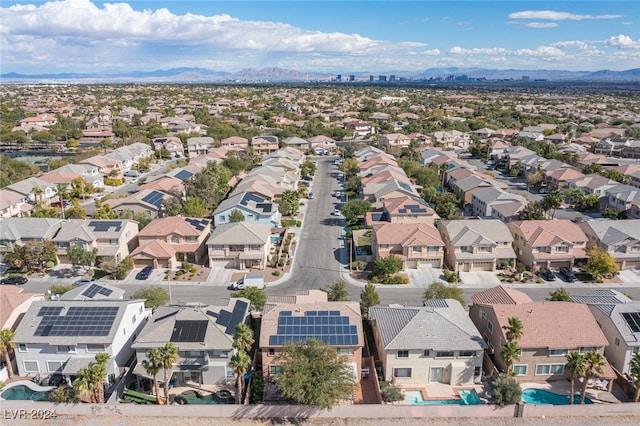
[1,79,640,424]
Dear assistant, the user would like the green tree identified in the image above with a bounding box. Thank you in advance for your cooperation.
[159,343,179,404]
[70,177,95,200]
[360,283,380,318]
[492,374,522,406]
[502,317,523,343]
[372,254,403,279]
[116,257,134,280]
[48,284,75,299]
[66,245,97,272]
[222,157,248,176]
[341,199,372,226]
[74,366,97,403]
[92,352,111,403]
[422,190,459,219]
[4,240,57,272]
[325,280,350,301]
[229,209,245,222]
[275,339,356,409]
[565,351,586,405]
[500,341,521,375]
[65,200,87,219]
[232,287,267,311]
[54,184,70,219]
[229,349,251,404]
[0,328,16,378]
[380,381,404,403]
[131,286,170,312]
[142,348,163,403]
[0,155,39,188]
[301,159,317,176]
[519,200,546,220]
[541,189,563,219]
[584,246,619,279]
[548,287,571,301]
[279,189,300,216]
[629,352,640,402]
[181,197,210,217]
[422,282,465,307]
[47,385,80,403]
[232,323,255,353]
[580,351,605,404]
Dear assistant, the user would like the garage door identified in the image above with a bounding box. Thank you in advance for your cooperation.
[470,261,494,271]
[134,258,154,268]
[548,261,571,269]
[209,259,234,269]
[417,259,441,268]
[624,260,640,270]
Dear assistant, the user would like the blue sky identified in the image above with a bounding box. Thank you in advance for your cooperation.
[1,0,638,74]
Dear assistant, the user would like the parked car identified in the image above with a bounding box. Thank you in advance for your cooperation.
[1,276,28,285]
[73,278,96,286]
[50,199,71,208]
[136,266,153,280]
[539,187,549,194]
[334,191,342,198]
[332,209,342,216]
[559,267,578,282]
[94,193,106,200]
[540,269,556,281]
[308,192,314,199]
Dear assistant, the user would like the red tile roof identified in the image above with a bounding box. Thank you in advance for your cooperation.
[472,285,533,306]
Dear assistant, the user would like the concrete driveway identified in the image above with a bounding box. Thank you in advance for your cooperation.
[407,268,446,288]
[458,271,502,287]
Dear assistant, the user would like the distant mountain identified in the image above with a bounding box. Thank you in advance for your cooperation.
[2,67,639,83]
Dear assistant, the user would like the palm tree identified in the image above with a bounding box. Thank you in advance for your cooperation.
[31,187,44,212]
[55,184,69,219]
[92,353,111,403]
[232,324,254,353]
[500,341,521,375]
[159,343,179,404]
[228,350,251,404]
[628,352,640,402]
[580,351,605,404]
[565,351,586,405]
[502,317,523,343]
[142,348,163,404]
[542,189,563,219]
[0,328,16,378]
[74,366,97,403]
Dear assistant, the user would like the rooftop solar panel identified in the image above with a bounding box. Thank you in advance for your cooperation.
[269,310,358,347]
[141,191,165,208]
[398,181,414,193]
[225,300,248,334]
[82,283,114,298]
[35,305,119,337]
[171,320,208,342]
[174,170,194,181]
[88,220,122,232]
[622,312,640,333]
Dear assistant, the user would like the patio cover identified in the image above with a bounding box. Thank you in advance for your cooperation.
[62,357,95,375]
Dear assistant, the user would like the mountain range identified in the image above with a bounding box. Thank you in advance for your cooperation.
[2,67,640,83]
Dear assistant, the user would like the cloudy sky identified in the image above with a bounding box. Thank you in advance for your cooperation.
[1,0,639,75]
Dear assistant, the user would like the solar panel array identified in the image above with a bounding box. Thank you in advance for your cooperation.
[35,306,119,337]
[622,312,640,333]
[184,217,210,232]
[82,283,113,298]
[171,320,208,342]
[38,306,63,317]
[141,190,165,208]
[397,181,414,193]
[398,203,427,214]
[240,193,265,206]
[212,299,248,335]
[269,310,358,346]
[256,203,272,213]
[174,169,194,181]
[88,220,122,232]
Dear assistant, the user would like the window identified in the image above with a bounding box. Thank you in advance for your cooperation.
[212,245,223,251]
[397,350,409,358]
[478,246,491,253]
[139,306,144,314]
[57,345,76,354]
[422,350,430,357]
[187,236,197,242]
[549,349,568,357]
[23,361,40,373]
[110,239,118,245]
[268,348,275,356]
[86,344,105,352]
[47,361,64,373]
[436,351,455,358]
[579,346,598,353]
[428,246,439,253]
[211,350,228,358]
[500,337,505,347]
[512,365,528,376]
[269,365,283,376]
[123,328,126,335]
[393,368,412,378]
[337,348,354,355]
[380,244,389,249]
[132,315,137,324]
[18,344,27,353]
[413,245,422,253]
[170,236,180,244]
[474,366,482,377]
[458,351,475,358]
[229,245,243,252]
[487,320,494,334]
[615,338,620,346]
[555,246,569,253]
[535,364,564,375]
[249,245,261,251]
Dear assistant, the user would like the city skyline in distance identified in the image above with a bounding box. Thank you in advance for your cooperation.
[1,0,639,75]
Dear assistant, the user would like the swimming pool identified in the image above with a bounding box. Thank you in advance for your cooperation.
[522,388,592,405]
[0,381,55,401]
[173,389,235,405]
[406,389,482,405]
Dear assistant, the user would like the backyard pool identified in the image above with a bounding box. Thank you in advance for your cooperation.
[0,381,55,401]
[406,389,482,405]
[174,389,235,405]
[522,388,592,405]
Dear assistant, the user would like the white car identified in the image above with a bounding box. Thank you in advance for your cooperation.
[332,209,341,216]
[94,193,106,200]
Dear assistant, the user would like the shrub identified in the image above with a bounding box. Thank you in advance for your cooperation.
[103,177,122,186]
[278,257,286,267]
[351,260,367,271]
[296,220,302,227]
[175,270,183,277]
[492,374,522,406]
[380,381,404,403]
[45,261,55,269]
[382,275,409,285]
[443,270,457,283]
[189,267,197,274]
[507,278,514,283]
[272,270,281,276]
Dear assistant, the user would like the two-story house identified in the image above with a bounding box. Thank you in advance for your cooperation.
[437,219,516,272]
[220,136,249,151]
[213,192,281,227]
[470,285,614,389]
[130,217,211,268]
[471,187,527,218]
[369,301,486,386]
[579,219,640,270]
[0,218,62,256]
[206,222,271,270]
[131,298,249,387]
[371,222,444,269]
[366,196,439,226]
[377,133,411,151]
[251,136,279,156]
[508,220,588,271]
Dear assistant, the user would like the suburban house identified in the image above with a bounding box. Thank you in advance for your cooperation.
[369,301,486,386]
[187,136,215,156]
[213,192,281,227]
[206,222,271,270]
[0,218,63,256]
[437,219,516,272]
[152,136,185,158]
[377,133,411,150]
[136,176,185,196]
[0,189,32,218]
[12,299,150,380]
[544,167,585,190]
[56,163,105,189]
[80,155,123,177]
[354,146,392,162]
[570,290,640,376]
[344,120,375,138]
[604,184,640,213]
[366,196,439,226]
[452,175,495,207]
[259,290,363,397]
[251,136,279,156]
[51,219,139,265]
[282,136,309,151]
[104,189,173,219]
[0,286,44,330]
[579,219,640,270]
[471,187,527,218]
[508,220,588,271]
[131,298,249,386]
[220,136,249,151]
[567,174,617,199]
[371,222,445,269]
[130,217,211,268]
[5,177,56,204]
[59,282,125,301]
[469,285,614,389]
[363,179,420,208]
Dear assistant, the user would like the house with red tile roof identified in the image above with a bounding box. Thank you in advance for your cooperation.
[220,136,249,151]
[371,222,444,269]
[508,220,588,271]
[366,196,439,226]
[469,285,614,389]
[377,133,411,151]
[0,286,44,330]
[544,167,585,190]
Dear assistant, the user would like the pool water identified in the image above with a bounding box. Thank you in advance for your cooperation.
[0,385,52,401]
[407,389,482,405]
[174,389,235,405]
[522,388,593,405]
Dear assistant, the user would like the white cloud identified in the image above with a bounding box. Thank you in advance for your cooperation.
[606,34,640,48]
[421,48,441,56]
[525,22,558,29]
[448,47,507,55]
[508,10,624,21]
[514,46,565,57]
